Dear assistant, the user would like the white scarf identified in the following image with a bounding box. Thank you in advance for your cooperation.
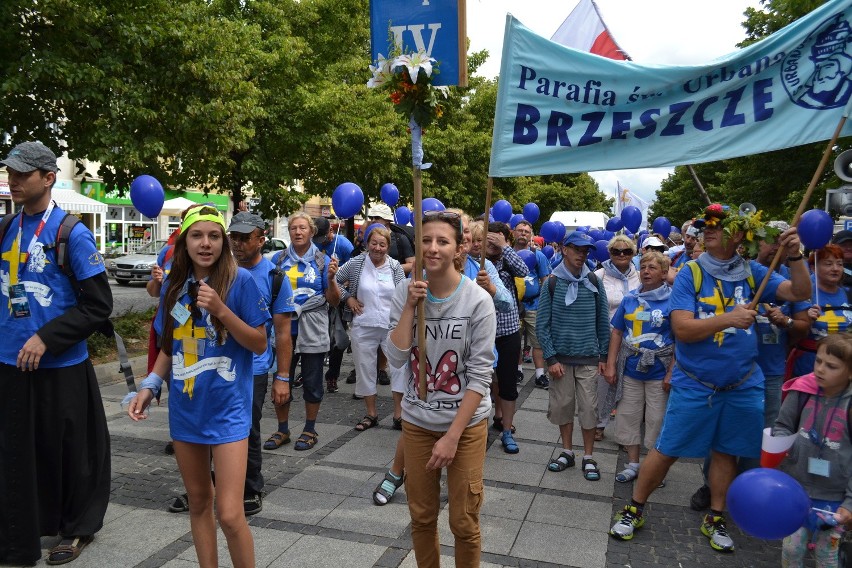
[552,262,598,306]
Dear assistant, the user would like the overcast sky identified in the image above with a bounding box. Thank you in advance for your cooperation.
[466,0,763,205]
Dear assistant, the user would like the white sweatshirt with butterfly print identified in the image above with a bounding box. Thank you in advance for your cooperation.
[386,276,497,431]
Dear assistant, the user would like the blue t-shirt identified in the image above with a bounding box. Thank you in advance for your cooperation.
[272,248,331,335]
[670,261,784,390]
[246,257,295,375]
[753,263,796,377]
[155,269,269,444]
[320,235,354,264]
[611,293,673,380]
[515,250,552,310]
[793,280,852,377]
[156,245,174,274]
[0,208,105,367]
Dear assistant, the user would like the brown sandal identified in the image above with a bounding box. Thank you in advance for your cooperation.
[354,415,378,432]
[263,431,290,450]
[594,427,605,441]
[46,535,93,565]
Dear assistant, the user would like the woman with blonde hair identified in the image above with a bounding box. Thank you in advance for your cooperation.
[593,234,640,440]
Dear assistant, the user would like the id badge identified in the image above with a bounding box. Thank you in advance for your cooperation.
[9,283,30,319]
[183,339,205,357]
[762,333,779,345]
[808,457,831,477]
[636,311,651,321]
[170,303,191,326]
[756,315,769,324]
[722,327,737,334]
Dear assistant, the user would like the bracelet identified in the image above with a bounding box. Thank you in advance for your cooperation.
[787,254,804,262]
[274,374,290,383]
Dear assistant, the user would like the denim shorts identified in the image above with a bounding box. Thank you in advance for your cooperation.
[655,384,763,459]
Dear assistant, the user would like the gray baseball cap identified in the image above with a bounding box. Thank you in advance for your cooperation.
[0,141,59,173]
[228,211,265,234]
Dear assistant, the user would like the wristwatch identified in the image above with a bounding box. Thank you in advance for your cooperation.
[785,317,794,329]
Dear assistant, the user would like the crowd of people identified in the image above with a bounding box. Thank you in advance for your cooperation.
[3,140,852,567]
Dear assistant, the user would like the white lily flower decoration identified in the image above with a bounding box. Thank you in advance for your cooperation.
[367,54,392,88]
[394,50,435,84]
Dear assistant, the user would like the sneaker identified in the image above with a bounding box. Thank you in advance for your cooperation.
[515,370,524,384]
[244,494,263,516]
[534,375,549,389]
[164,441,175,455]
[292,374,303,388]
[377,370,390,385]
[701,514,735,552]
[609,505,645,540]
[168,493,189,513]
[326,377,338,393]
[690,484,711,511]
[345,369,356,384]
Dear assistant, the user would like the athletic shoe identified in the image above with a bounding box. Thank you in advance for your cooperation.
[690,484,711,511]
[534,375,550,389]
[609,505,645,540]
[292,373,303,388]
[168,493,189,513]
[244,494,263,516]
[345,369,356,384]
[701,514,735,552]
[515,370,524,384]
[377,370,390,385]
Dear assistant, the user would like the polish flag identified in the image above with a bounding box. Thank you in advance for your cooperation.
[760,427,798,468]
[550,0,629,61]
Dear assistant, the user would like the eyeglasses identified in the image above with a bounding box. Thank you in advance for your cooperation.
[566,244,592,255]
[423,210,461,219]
[610,248,633,256]
[229,232,259,242]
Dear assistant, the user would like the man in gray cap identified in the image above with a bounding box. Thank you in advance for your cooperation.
[228,211,294,516]
[0,141,113,565]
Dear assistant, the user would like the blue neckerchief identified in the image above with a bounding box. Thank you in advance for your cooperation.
[632,282,672,311]
[552,262,597,306]
[696,251,751,283]
[602,259,635,295]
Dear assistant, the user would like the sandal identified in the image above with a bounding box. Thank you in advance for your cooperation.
[492,417,516,433]
[594,427,605,441]
[548,451,575,472]
[373,470,405,505]
[392,416,403,430]
[354,415,378,432]
[294,431,318,451]
[46,535,93,565]
[263,431,290,450]
[501,431,519,454]
[615,467,639,483]
[168,493,189,513]
[582,457,601,481]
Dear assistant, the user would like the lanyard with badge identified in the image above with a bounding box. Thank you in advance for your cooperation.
[807,390,843,477]
[8,201,55,318]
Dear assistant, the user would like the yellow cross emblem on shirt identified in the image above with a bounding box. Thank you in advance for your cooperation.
[173,310,206,399]
[624,306,645,339]
[698,288,732,347]
[818,307,848,334]
[285,263,304,290]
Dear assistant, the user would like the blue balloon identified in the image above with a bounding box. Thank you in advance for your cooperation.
[622,206,642,233]
[130,175,165,218]
[510,213,525,229]
[518,249,537,270]
[332,182,364,219]
[540,221,562,244]
[552,221,566,244]
[798,209,834,250]
[624,229,634,238]
[652,216,672,238]
[727,468,810,540]
[588,229,604,242]
[394,206,411,225]
[492,200,513,223]
[603,230,615,241]
[593,240,610,261]
[542,245,555,259]
[577,225,590,234]
[380,183,399,207]
[606,217,623,232]
[522,202,540,224]
[422,197,445,213]
[363,222,385,244]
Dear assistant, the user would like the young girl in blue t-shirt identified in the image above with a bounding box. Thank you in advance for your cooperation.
[128,206,268,567]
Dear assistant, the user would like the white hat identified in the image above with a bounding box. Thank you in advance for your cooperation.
[368,203,394,221]
[643,236,666,249]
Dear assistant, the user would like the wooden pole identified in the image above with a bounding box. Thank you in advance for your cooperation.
[687,165,712,205]
[747,113,848,309]
[480,177,493,271]
[457,0,468,88]
[413,164,427,400]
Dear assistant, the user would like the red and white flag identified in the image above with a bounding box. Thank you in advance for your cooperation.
[550,0,629,61]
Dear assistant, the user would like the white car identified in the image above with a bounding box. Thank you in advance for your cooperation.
[262,237,288,260]
[105,240,168,286]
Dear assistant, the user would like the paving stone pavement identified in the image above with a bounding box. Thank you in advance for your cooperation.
[9,355,788,568]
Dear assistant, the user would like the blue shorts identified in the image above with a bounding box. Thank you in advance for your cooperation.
[655,384,764,459]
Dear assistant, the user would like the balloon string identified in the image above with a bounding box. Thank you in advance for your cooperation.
[332,220,340,259]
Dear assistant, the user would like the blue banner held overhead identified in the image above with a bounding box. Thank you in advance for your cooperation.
[489,0,852,177]
[370,0,461,86]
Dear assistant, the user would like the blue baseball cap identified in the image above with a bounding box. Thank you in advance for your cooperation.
[563,230,595,249]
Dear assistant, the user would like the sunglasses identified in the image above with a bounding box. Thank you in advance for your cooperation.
[610,248,633,256]
[229,232,260,242]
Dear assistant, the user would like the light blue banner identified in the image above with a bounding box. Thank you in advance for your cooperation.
[489,0,852,177]
[370,0,460,86]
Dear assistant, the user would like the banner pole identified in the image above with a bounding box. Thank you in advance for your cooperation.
[748,112,848,309]
[480,177,493,271]
[686,165,712,205]
[412,166,427,402]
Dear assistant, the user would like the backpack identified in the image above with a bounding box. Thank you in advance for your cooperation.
[389,223,416,255]
[0,211,134,391]
[685,260,755,297]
